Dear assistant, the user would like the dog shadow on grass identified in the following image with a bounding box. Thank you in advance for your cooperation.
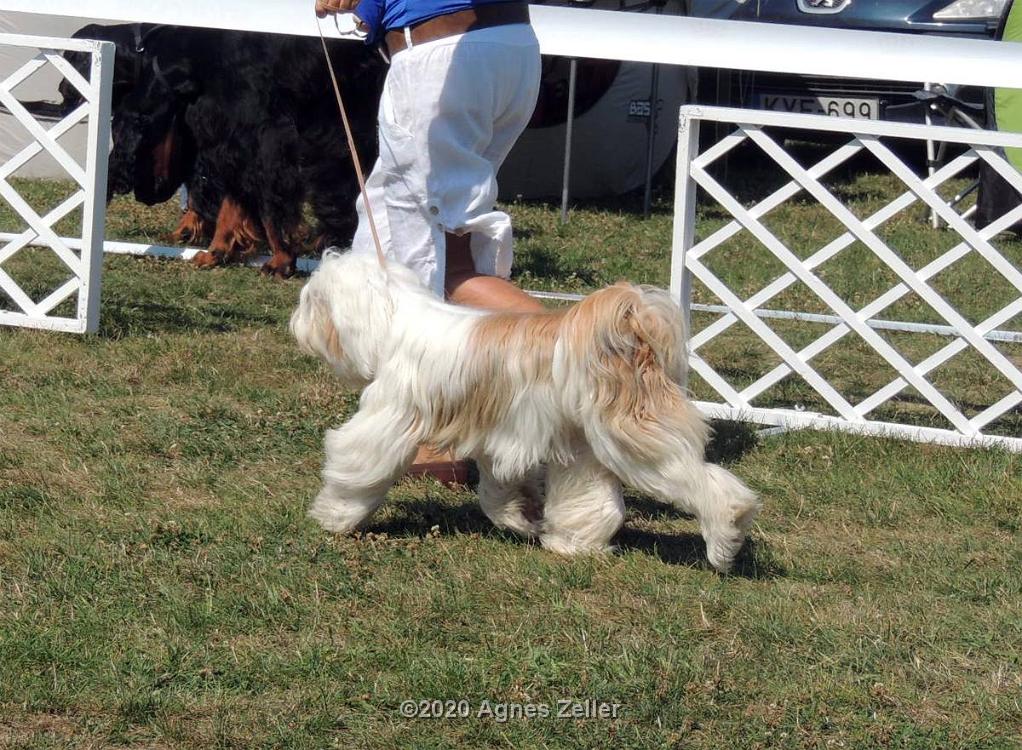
[373,495,781,579]
[615,519,783,579]
[614,488,783,579]
[705,419,760,465]
[376,496,779,581]
[372,494,495,539]
[370,421,776,576]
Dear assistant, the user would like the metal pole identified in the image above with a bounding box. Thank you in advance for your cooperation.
[924,82,940,229]
[643,62,661,217]
[560,57,578,224]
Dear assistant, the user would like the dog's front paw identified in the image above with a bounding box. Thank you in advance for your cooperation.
[308,494,365,534]
[192,250,222,269]
[490,514,541,539]
[261,257,296,279]
[703,529,746,574]
[539,531,615,556]
[482,503,541,539]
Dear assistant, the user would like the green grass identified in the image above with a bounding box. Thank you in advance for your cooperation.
[1,165,1021,748]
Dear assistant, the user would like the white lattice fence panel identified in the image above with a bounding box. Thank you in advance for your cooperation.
[0,33,113,333]
[672,105,1022,452]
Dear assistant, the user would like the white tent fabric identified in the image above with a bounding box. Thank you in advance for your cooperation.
[0,12,98,178]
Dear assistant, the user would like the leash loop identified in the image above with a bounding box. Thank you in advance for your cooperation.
[315,17,389,271]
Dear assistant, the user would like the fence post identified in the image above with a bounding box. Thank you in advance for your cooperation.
[671,106,700,388]
[77,40,114,333]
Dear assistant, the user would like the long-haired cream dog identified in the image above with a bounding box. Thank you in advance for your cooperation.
[291,250,760,572]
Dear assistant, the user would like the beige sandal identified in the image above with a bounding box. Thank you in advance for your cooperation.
[405,459,471,486]
[407,446,471,487]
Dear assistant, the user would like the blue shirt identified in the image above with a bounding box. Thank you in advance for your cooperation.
[355,0,519,44]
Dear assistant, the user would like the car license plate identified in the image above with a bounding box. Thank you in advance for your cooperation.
[759,95,879,120]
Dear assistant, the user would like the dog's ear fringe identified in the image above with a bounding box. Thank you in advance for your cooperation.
[290,291,343,363]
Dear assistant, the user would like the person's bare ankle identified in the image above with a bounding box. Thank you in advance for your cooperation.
[407,445,471,486]
[413,445,450,465]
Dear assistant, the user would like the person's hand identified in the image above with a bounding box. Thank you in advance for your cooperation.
[315,0,359,18]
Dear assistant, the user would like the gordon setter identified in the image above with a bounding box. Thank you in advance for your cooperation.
[61,24,385,277]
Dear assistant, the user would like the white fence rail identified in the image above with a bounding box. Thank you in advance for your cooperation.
[5,2,1022,89]
[0,32,112,333]
[672,105,1022,452]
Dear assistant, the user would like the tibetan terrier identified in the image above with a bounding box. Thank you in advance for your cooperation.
[290,250,760,572]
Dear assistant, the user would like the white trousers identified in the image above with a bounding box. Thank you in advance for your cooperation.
[350,23,541,296]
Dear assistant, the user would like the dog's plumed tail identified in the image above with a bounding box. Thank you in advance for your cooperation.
[562,282,704,454]
[561,283,760,573]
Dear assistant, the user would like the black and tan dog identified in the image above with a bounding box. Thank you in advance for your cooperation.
[59,24,385,277]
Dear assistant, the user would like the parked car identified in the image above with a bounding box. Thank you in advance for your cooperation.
[689,0,1007,123]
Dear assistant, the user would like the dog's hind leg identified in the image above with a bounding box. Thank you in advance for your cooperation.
[476,459,544,539]
[540,445,625,555]
[565,281,760,570]
[592,426,759,573]
[309,403,418,535]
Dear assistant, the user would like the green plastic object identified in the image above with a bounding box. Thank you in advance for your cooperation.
[996,0,1022,171]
